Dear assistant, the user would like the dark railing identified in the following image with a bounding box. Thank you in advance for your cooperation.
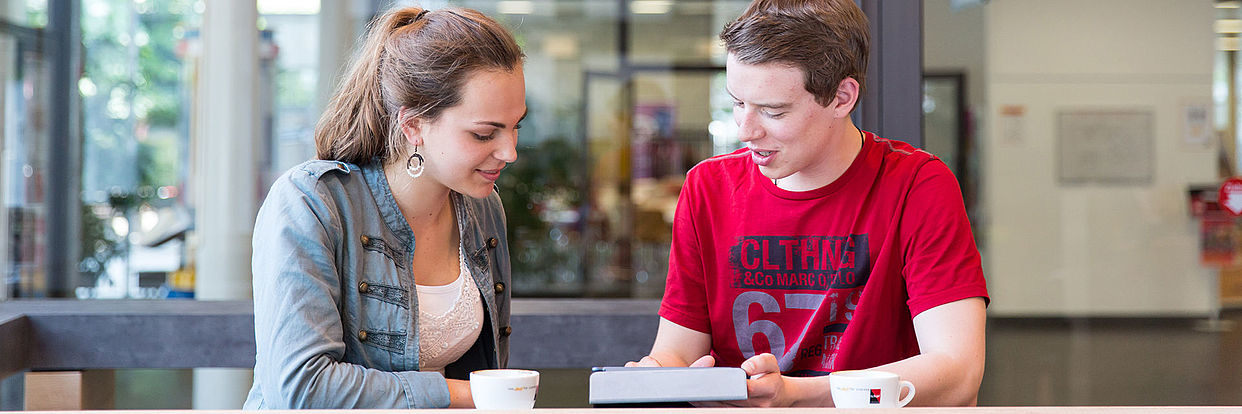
[0,299,661,381]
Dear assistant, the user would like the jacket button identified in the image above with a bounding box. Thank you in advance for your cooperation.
[494,282,505,294]
[487,237,498,248]
[501,326,512,337]
[359,282,370,293]
[358,330,368,341]
[360,234,370,244]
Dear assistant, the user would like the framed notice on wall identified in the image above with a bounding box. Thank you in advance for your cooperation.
[1057,109,1154,185]
[1181,98,1212,149]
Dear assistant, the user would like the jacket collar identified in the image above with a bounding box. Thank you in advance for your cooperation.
[360,160,415,250]
[360,160,484,261]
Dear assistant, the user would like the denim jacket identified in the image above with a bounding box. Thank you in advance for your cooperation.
[244,160,512,409]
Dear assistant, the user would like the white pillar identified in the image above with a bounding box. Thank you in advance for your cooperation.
[0,0,20,303]
[316,0,355,118]
[191,0,259,409]
[194,0,258,307]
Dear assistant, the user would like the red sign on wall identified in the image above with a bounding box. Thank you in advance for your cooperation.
[1220,178,1242,217]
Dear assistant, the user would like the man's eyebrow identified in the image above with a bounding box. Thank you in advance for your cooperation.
[474,109,528,128]
[725,88,790,109]
[756,102,791,109]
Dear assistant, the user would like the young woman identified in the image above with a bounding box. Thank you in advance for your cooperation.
[245,6,525,409]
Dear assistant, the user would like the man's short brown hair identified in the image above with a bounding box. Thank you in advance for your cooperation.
[720,0,870,109]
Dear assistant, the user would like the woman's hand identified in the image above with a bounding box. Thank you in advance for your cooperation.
[447,379,474,408]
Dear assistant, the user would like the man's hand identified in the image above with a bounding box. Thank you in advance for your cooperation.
[708,353,791,407]
[624,356,661,367]
[690,353,806,408]
[626,318,715,369]
[624,354,716,368]
[739,352,799,407]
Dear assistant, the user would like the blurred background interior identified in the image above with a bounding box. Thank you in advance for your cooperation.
[1,0,1242,409]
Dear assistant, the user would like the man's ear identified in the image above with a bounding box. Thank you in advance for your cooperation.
[831,77,860,119]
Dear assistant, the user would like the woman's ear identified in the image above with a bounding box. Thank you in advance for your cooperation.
[399,108,425,146]
[832,77,860,119]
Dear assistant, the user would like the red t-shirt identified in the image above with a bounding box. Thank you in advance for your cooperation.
[659,131,988,376]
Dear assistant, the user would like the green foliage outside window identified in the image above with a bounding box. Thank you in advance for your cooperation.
[495,137,586,295]
[78,0,195,286]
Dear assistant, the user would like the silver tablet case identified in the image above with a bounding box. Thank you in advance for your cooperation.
[588,367,748,404]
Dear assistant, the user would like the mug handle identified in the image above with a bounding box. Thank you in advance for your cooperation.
[896,380,916,407]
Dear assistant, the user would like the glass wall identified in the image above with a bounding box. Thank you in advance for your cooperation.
[0,2,50,300]
[0,0,317,300]
[76,0,196,299]
[463,0,749,298]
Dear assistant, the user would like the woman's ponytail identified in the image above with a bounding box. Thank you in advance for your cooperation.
[313,8,429,164]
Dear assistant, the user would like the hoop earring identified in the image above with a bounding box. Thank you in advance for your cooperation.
[406,146,425,178]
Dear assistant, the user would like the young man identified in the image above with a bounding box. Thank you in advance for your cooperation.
[627,0,989,407]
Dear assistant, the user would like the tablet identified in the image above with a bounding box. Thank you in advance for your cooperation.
[587,366,748,404]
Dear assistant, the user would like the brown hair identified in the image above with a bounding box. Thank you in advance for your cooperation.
[315,7,524,164]
[720,0,869,108]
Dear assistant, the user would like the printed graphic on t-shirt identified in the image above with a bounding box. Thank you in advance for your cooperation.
[727,234,870,375]
[728,234,869,290]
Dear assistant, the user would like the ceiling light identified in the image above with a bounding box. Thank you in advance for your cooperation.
[631,0,672,15]
[257,0,320,15]
[1217,19,1242,33]
[498,0,534,15]
[1219,37,1240,51]
[1218,1,1240,8]
[542,35,578,58]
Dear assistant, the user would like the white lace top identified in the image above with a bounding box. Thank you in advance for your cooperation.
[415,243,484,373]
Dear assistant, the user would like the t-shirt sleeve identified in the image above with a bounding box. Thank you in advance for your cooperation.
[899,160,989,317]
[659,171,712,333]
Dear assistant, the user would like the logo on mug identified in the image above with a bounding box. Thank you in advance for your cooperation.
[869,389,881,404]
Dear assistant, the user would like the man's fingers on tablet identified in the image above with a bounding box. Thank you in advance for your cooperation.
[741,352,779,375]
[635,356,661,367]
[690,355,716,368]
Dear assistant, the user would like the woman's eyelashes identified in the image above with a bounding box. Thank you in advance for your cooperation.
[472,128,500,141]
[472,124,521,141]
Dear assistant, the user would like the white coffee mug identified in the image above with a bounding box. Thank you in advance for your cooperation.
[828,370,915,408]
[470,369,540,410]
